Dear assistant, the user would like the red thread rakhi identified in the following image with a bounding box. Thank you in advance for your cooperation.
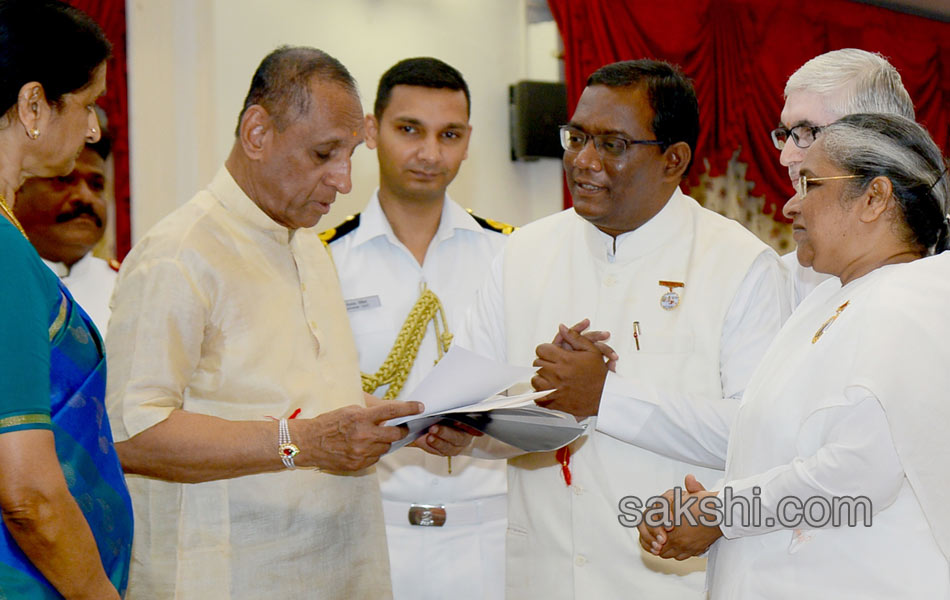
[556,446,572,486]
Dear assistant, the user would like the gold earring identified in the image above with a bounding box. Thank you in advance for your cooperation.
[29,127,39,139]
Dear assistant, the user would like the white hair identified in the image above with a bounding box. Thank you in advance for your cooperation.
[785,49,914,120]
[822,114,948,252]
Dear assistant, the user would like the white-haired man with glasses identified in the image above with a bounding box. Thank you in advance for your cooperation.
[771,48,914,307]
[459,59,788,599]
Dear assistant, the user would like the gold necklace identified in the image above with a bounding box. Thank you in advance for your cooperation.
[0,194,28,239]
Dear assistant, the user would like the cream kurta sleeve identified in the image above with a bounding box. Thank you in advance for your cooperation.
[106,255,209,440]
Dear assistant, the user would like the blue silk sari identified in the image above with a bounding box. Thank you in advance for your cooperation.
[0,283,133,598]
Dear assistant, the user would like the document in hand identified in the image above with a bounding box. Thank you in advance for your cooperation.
[385,346,588,453]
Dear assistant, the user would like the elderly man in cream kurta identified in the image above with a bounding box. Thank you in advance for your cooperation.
[460,60,789,599]
[105,48,466,599]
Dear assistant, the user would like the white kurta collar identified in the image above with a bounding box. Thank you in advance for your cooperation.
[69,253,99,278]
[44,252,101,279]
[42,257,69,277]
[581,186,691,263]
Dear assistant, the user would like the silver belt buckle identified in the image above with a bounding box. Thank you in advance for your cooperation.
[408,504,446,527]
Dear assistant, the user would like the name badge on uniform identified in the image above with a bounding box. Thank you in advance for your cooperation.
[659,280,685,310]
[345,295,382,312]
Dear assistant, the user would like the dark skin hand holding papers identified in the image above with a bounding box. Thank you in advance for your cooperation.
[531,319,722,559]
[411,423,476,456]
[363,393,477,457]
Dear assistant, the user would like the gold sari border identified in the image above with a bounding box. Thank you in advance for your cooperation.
[0,413,52,430]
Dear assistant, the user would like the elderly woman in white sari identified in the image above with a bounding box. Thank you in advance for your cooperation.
[637,112,950,599]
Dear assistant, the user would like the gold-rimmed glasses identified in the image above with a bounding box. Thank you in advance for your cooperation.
[799,174,862,198]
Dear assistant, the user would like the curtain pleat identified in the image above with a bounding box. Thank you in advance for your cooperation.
[548,0,950,218]
[67,0,130,259]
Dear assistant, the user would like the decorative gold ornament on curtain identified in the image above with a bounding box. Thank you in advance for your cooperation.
[689,150,794,254]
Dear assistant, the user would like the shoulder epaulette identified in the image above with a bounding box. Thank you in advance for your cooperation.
[108,258,121,272]
[466,209,517,235]
[318,213,361,246]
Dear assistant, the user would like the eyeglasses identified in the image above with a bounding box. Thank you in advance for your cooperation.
[798,174,861,198]
[771,124,823,150]
[559,125,663,158]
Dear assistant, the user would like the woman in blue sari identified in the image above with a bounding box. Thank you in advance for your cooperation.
[0,1,132,598]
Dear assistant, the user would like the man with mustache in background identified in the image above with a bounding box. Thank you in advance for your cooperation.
[14,125,118,333]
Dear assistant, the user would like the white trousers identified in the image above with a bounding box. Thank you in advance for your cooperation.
[383,496,507,600]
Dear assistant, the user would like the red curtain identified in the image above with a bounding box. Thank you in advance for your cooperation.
[548,0,950,220]
[67,0,130,259]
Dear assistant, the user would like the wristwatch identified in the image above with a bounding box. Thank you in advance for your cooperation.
[278,418,300,469]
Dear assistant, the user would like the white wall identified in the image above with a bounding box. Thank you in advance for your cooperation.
[126,0,564,241]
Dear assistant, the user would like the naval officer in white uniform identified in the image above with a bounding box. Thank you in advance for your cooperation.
[324,57,510,600]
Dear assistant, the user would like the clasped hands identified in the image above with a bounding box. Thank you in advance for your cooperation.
[530,318,619,418]
[530,320,723,559]
[637,474,723,560]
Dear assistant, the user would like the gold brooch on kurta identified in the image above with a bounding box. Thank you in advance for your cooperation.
[812,301,850,344]
[659,280,685,310]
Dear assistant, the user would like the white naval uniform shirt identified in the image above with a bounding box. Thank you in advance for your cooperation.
[326,191,508,600]
[43,253,117,334]
[460,188,790,599]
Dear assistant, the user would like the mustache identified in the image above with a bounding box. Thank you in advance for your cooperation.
[55,203,103,228]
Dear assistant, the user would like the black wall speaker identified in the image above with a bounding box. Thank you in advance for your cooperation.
[509,81,567,161]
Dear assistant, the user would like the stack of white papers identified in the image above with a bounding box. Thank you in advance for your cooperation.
[386,347,588,454]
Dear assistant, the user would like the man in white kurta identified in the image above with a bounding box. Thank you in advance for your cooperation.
[325,59,510,600]
[104,47,444,599]
[460,60,788,598]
